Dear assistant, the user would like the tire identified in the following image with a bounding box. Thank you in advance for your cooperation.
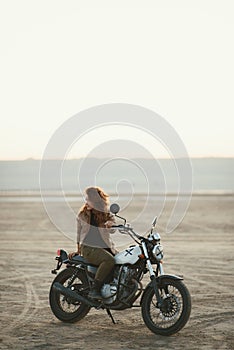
[49,267,91,323]
[141,278,191,336]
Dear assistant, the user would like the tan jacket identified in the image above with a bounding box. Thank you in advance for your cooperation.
[76,210,118,254]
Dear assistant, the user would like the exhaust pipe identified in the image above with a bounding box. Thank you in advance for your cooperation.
[53,282,99,307]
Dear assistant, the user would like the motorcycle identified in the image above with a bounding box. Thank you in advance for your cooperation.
[49,203,191,336]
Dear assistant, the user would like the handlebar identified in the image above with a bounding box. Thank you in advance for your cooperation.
[112,224,131,231]
[112,224,126,229]
[112,224,145,241]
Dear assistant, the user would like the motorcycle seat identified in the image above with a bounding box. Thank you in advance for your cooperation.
[71,254,98,267]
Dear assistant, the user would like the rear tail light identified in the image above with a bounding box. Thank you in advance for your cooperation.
[57,249,61,256]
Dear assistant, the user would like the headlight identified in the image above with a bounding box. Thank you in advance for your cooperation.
[152,244,164,261]
[149,232,161,242]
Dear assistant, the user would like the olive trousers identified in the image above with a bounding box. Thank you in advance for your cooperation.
[81,245,115,283]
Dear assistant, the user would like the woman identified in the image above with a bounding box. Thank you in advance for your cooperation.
[69,186,117,299]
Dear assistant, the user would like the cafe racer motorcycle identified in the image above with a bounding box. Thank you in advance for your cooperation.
[49,203,191,336]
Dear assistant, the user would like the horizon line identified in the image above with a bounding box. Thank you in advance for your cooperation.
[0,156,234,161]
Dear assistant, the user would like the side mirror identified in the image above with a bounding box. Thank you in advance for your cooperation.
[150,216,157,233]
[152,216,157,227]
[110,203,120,214]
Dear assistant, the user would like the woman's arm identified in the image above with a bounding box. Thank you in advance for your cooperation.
[68,215,82,259]
[104,214,116,233]
[77,215,82,248]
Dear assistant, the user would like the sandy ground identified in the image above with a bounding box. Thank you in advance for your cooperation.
[0,194,234,350]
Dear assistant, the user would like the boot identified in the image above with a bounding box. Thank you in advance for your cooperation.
[88,279,103,300]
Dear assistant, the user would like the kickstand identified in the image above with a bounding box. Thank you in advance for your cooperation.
[106,309,116,324]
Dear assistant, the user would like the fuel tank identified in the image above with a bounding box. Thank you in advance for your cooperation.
[114,245,142,265]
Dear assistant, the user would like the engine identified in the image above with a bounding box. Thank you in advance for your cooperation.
[101,265,137,305]
[101,283,117,304]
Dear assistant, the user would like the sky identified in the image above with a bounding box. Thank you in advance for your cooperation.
[0,0,233,160]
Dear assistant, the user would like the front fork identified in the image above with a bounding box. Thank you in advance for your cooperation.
[142,242,164,307]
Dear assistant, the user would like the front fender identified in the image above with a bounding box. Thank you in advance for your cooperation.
[140,274,183,304]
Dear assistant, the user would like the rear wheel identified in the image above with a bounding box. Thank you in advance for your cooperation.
[141,278,191,336]
[49,267,91,322]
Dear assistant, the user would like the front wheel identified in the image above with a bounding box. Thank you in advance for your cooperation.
[141,278,191,336]
[49,267,91,323]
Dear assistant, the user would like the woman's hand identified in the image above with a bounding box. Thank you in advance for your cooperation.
[68,251,79,259]
[104,220,114,228]
[68,243,81,259]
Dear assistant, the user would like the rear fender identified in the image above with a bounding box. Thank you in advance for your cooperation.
[140,274,183,304]
[58,249,69,263]
[51,249,69,274]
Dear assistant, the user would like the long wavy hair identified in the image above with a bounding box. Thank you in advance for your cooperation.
[79,186,111,226]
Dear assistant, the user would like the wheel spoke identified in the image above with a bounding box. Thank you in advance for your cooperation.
[142,279,191,335]
[57,276,85,313]
[149,283,183,329]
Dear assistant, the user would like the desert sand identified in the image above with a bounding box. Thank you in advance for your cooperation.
[0,194,234,350]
